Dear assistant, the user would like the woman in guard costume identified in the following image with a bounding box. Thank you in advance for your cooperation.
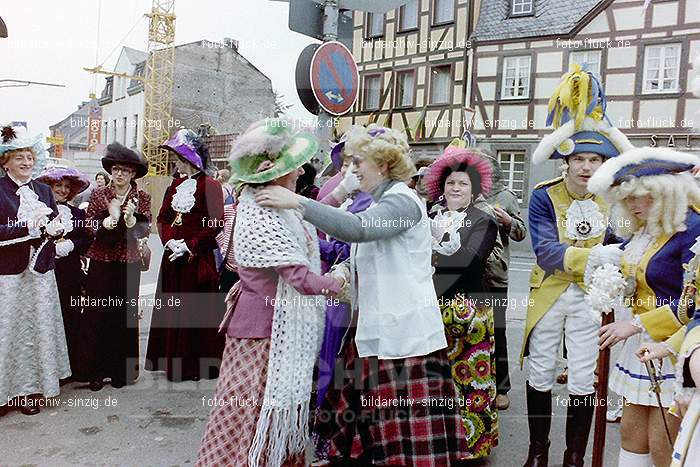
[588,147,700,467]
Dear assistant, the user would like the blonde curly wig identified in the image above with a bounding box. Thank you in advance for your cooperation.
[608,173,700,238]
[343,124,415,182]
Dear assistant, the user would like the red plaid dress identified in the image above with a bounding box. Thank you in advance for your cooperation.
[196,337,304,467]
[314,334,469,466]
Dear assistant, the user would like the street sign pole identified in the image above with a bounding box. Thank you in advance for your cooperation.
[316,0,339,167]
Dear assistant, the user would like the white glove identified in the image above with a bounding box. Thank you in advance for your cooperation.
[45,217,65,237]
[103,198,122,230]
[123,200,137,228]
[165,238,185,251]
[590,244,623,268]
[331,170,361,201]
[55,240,74,258]
[27,214,48,238]
[108,198,121,221]
[166,239,190,262]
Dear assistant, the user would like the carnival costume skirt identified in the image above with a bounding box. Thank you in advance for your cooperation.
[314,331,469,466]
[609,327,675,407]
[80,260,141,385]
[0,268,71,405]
[196,336,303,467]
[146,251,225,382]
[440,297,498,459]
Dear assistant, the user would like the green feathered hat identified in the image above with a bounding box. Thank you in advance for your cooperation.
[229,118,319,184]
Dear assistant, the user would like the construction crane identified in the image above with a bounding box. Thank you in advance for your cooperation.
[85,0,176,176]
[142,0,176,176]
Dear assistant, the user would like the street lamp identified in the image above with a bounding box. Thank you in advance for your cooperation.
[0,16,7,38]
[0,80,65,89]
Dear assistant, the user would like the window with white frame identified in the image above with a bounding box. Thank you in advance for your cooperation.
[434,0,454,24]
[643,43,682,94]
[569,50,602,77]
[399,0,419,31]
[395,70,415,107]
[497,150,526,202]
[501,56,531,99]
[430,66,451,104]
[367,12,384,37]
[511,0,533,15]
[364,75,381,110]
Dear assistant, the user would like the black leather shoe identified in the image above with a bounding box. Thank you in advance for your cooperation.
[523,382,552,467]
[19,397,40,416]
[89,381,104,392]
[111,380,126,388]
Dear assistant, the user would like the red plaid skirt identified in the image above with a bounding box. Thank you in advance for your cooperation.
[196,337,304,467]
[314,337,469,466]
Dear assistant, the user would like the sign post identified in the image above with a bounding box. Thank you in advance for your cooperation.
[276,0,411,166]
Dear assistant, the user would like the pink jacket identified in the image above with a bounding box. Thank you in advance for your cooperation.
[226,264,340,338]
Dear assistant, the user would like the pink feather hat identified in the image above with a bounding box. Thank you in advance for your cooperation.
[424,146,494,202]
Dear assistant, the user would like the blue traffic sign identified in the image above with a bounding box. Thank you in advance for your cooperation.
[310,41,359,116]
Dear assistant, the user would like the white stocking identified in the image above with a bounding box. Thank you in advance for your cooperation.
[618,448,652,467]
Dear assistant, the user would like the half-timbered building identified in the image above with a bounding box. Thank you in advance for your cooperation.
[338,0,475,160]
[471,0,700,204]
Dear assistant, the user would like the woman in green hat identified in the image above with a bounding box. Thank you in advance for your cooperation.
[196,118,342,467]
[257,124,469,466]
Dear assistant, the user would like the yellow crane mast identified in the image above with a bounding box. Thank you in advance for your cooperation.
[143,0,176,176]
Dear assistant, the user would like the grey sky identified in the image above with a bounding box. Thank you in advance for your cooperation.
[0,0,317,140]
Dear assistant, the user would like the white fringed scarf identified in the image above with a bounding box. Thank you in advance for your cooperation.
[233,186,325,467]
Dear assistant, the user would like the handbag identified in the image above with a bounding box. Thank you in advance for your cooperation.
[137,237,151,272]
[218,280,241,334]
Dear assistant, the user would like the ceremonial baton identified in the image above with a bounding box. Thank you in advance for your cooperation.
[591,309,614,467]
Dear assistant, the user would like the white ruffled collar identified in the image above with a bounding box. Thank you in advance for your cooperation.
[622,228,655,266]
[16,185,52,224]
[431,207,469,256]
[56,204,75,235]
[171,177,197,214]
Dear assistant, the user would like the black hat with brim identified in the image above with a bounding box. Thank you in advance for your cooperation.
[101,142,148,179]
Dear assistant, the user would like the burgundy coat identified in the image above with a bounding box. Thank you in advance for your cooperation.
[85,184,152,264]
[146,173,225,381]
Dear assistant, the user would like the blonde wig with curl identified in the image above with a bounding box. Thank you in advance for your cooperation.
[608,172,700,238]
[343,124,416,182]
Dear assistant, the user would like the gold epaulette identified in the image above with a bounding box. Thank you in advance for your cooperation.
[534,176,564,190]
[691,204,700,215]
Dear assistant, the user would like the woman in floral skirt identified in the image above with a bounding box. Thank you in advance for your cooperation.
[424,143,500,460]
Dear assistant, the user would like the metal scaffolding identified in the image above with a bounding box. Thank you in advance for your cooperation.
[142,0,176,176]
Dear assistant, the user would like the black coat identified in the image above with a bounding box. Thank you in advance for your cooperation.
[431,204,498,301]
[0,175,58,275]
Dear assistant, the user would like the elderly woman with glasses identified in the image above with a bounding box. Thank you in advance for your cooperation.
[80,143,152,392]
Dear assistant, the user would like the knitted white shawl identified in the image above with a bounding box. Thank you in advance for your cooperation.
[234,186,325,467]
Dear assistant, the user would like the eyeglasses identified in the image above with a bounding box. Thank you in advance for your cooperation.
[111,166,134,175]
